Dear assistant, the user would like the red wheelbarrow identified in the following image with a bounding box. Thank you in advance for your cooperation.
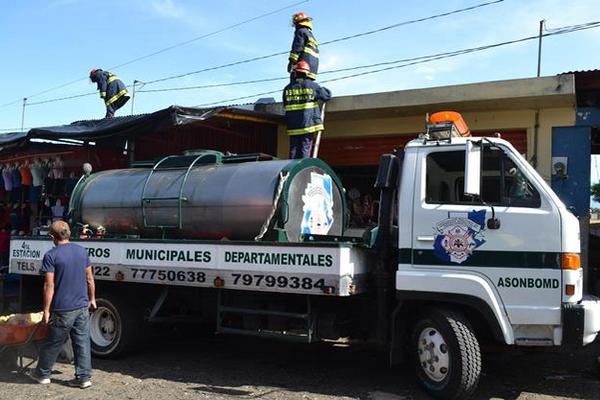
[0,314,48,372]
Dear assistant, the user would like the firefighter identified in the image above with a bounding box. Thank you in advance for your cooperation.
[288,12,319,81]
[283,61,331,159]
[89,69,130,118]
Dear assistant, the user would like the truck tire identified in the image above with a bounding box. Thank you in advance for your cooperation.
[90,294,143,358]
[410,309,481,400]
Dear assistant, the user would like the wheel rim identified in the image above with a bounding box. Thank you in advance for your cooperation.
[417,327,450,382]
[90,306,119,348]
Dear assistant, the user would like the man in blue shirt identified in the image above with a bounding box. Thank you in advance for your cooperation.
[28,221,96,389]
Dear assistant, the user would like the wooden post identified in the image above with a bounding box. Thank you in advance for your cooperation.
[312,103,327,158]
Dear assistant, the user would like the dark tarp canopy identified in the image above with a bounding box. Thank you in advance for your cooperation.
[0,105,281,151]
[28,106,225,140]
[0,131,28,149]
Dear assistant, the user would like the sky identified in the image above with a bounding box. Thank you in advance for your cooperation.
[1,0,600,130]
[2,0,600,203]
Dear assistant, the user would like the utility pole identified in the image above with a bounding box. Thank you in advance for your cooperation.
[532,19,545,169]
[130,80,139,115]
[537,19,545,77]
[21,98,27,132]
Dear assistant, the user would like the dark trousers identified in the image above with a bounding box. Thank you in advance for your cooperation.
[105,105,115,118]
[289,134,313,159]
[105,95,130,118]
[35,307,92,381]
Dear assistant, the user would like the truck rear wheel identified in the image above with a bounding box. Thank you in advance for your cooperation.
[410,309,481,399]
[90,294,143,358]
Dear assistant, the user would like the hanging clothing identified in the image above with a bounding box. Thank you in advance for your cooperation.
[30,163,44,187]
[11,167,21,189]
[2,168,12,192]
[20,165,32,187]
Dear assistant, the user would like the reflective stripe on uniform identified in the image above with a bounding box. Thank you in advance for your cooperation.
[307,72,317,80]
[100,91,106,98]
[105,89,128,106]
[284,102,318,112]
[289,52,299,61]
[302,47,319,58]
[107,75,119,84]
[284,87,314,96]
[287,124,324,136]
[307,37,318,47]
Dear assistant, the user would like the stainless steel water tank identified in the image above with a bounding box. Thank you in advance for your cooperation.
[70,156,346,241]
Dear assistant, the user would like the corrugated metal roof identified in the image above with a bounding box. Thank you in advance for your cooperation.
[561,69,600,75]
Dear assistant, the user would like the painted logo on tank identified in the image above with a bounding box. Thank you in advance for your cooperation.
[433,210,486,264]
[301,172,334,235]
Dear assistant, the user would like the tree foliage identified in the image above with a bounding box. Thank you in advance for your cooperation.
[592,182,600,203]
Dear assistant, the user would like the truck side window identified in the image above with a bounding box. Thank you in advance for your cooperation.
[426,149,541,208]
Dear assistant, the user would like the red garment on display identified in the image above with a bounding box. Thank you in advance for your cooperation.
[0,207,9,229]
[0,230,9,252]
[20,166,33,186]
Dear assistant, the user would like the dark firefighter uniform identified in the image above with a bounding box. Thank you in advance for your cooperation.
[91,69,130,118]
[283,76,331,159]
[289,20,319,80]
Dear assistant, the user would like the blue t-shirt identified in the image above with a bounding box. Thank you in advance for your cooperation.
[41,242,90,312]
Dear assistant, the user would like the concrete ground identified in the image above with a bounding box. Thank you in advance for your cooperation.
[0,328,599,400]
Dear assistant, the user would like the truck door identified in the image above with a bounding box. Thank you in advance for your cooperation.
[411,143,562,328]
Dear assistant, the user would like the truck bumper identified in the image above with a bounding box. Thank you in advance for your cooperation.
[563,295,600,347]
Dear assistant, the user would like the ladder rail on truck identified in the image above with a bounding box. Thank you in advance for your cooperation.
[10,111,600,400]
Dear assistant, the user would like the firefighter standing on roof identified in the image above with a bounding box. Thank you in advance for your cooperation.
[89,69,130,118]
[288,12,319,81]
[283,61,331,159]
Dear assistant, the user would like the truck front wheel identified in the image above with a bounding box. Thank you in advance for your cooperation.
[90,294,143,358]
[410,309,481,399]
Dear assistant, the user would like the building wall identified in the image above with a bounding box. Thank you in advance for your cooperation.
[276,107,575,181]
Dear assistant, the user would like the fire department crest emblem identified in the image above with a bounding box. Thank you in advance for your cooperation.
[433,210,486,264]
[301,172,335,235]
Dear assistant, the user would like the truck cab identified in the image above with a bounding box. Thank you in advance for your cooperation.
[390,119,600,398]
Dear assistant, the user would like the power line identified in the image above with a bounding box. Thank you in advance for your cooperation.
[138,77,287,93]
[0,99,25,108]
[108,0,309,71]
[11,0,506,107]
[136,42,509,94]
[194,20,600,107]
[5,18,600,113]
[143,0,505,85]
[0,21,597,131]
[320,0,503,47]
[27,91,97,106]
[25,40,495,99]
[7,18,600,111]
[0,0,308,107]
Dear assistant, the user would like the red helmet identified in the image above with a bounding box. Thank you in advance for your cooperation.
[292,12,312,25]
[295,60,310,75]
[89,69,98,79]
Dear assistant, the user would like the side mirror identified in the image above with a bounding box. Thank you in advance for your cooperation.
[464,140,481,197]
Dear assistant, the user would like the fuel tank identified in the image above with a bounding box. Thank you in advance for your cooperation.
[70,153,346,241]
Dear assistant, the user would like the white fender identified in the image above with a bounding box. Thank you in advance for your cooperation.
[397,267,514,344]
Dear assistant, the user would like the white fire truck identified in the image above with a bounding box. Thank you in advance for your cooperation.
[10,112,600,399]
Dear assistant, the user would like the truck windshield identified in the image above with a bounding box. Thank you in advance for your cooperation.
[425,148,541,208]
